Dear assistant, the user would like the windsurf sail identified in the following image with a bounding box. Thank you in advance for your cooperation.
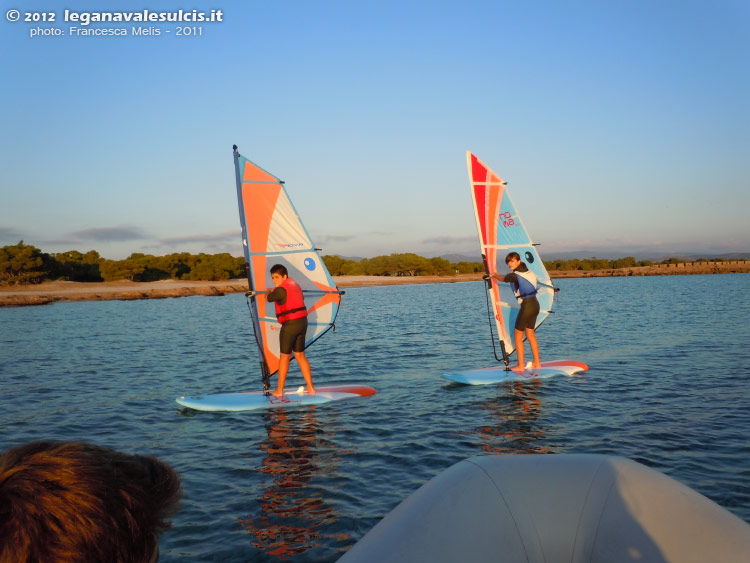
[467,151,555,363]
[233,146,342,390]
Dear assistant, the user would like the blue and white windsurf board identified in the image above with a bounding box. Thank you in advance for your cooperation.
[441,359,588,385]
[176,384,376,412]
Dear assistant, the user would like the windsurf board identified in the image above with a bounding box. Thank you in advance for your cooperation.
[441,359,588,385]
[176,384,376,412]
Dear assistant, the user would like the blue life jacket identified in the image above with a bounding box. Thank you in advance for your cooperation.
[512,266,537,303]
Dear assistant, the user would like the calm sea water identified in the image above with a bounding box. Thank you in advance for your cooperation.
[1,274,749,561]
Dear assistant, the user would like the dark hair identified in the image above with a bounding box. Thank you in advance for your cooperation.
[270,264,288,276]
[505,252,521,264]
[0,441,182,563]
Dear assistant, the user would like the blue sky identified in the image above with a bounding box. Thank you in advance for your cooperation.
[1,0,748,260]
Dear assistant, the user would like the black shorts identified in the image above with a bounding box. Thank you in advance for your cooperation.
[515,297,540,331]
[279,317,308,354]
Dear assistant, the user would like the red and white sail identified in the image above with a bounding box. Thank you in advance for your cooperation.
[467,151,555,356]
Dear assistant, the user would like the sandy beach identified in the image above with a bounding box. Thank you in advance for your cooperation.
[1,261,747,307]
[0,275,483,307]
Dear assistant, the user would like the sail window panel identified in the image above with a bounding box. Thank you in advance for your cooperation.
[497,193,530,247]
[266,194,311,253]
[282,253,336,290]
[305,302,338,346]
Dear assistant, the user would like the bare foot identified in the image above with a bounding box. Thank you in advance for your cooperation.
[306,387,316,395]
[271,389,284,398]
[510,365,525,372]
[532,363,542,369]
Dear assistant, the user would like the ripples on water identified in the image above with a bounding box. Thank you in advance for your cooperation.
[1,274,748,561]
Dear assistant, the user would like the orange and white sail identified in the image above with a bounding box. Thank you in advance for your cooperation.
[233,147,341,378]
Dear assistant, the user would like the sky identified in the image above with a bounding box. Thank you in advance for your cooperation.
[1,0,748,261]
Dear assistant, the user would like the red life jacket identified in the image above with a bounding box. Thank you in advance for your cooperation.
[274,277,307,323]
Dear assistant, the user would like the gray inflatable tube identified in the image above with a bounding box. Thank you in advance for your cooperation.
[340,454,750,562]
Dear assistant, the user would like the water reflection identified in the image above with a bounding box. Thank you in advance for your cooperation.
[238,407,351,559]
[472,380,549,454]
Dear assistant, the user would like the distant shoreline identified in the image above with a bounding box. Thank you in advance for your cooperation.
[1,261,747,307]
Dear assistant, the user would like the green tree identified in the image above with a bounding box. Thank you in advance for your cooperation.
[363,255,389,276]
[394,253,429,276]
[612,256,637,269]
[100,257,146,281]
[322,255,346,276]
[427,256,453,275]
[589,258,611,270]
[52,249,104,282]
[183,253,244,281]
[0,241,51,285]
[454,261,483,273]
[340,259,365,275]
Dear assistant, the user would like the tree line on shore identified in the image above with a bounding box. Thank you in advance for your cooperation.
[0,242,483,285]
[317,254,737,275]
[0,242,246,285]
[321,254,482,276]
[0,241,736,285]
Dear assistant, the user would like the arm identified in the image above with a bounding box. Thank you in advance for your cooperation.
[266,287,287,304]
[490,272,516,284]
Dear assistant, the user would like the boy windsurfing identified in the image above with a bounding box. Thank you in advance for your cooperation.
[265,264,316,397]
[490,251,541,371]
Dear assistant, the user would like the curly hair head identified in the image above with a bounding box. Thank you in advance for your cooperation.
[0,441,182,563]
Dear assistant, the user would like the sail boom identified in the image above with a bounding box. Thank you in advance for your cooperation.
[481,244,519,250]
[302,289,342,295]
[247,248,318,256]
[258,317,337,324]
[253,289,341,298]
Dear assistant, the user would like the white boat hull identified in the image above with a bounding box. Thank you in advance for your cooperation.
[340,454,750,562]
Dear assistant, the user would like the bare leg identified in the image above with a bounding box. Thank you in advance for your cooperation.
[511,329,525,371]
[272,353,292,397]
[294,351,315,394]
[526,328,541,368]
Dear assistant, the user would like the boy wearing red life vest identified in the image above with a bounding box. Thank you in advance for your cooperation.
[266,264,315,397]
[490,252,542,372]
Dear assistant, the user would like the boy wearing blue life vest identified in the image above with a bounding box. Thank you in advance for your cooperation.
[490,252,541,371]
[266,264,316,397]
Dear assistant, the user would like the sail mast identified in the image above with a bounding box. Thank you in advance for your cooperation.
[233,145,272,391]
